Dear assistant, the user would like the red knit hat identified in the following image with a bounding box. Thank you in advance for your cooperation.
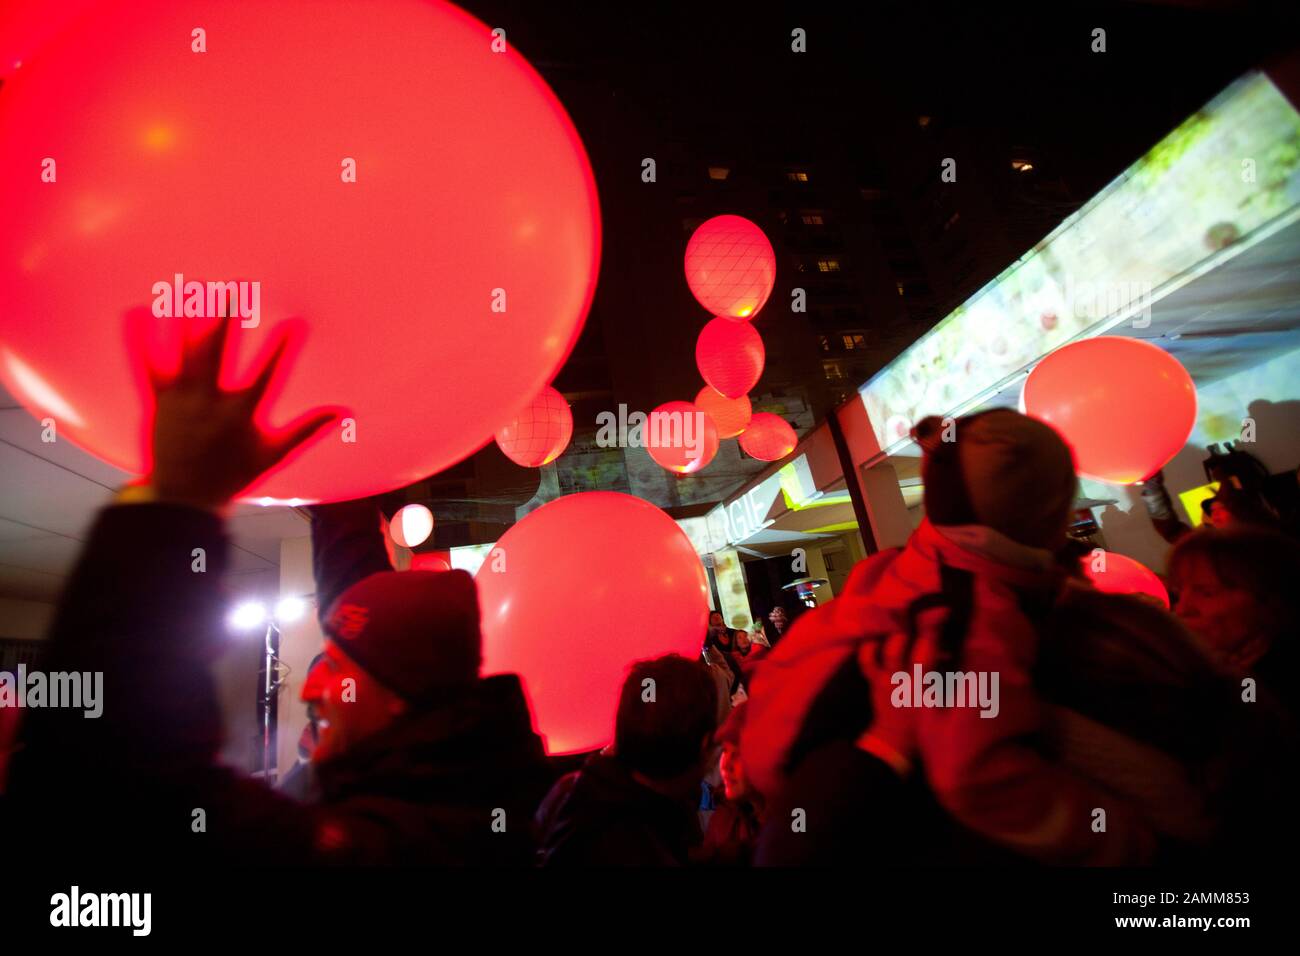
[323,570,482,701]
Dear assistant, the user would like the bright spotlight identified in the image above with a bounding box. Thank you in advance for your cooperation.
[229,601,267,631]
[275,596,307,624]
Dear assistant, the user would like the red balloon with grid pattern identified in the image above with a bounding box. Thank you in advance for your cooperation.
[495,385,573,467]
[696,317,765,399]
[684,215,776,319]
[739,412,797,461]
[695,386,752,439]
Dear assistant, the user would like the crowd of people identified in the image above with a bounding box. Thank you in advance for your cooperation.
[1,315,1297,867]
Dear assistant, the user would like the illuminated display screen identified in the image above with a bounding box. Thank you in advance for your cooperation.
[858,73,1300,454]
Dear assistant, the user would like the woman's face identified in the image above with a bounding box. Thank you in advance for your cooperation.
[1173,556,1272,668]
[735,631,751,654]
[719,743,748,801]
[708,612,724,630]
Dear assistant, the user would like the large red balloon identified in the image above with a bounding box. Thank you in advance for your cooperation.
[478,492,710,754]
[695,386,752,439]
[696,317,765,399]
[0,0,97,77]
[0,0,600,503]
[684,215,776,319]
[1080,550,1170,609]
[739,412,797,461]
[646,400,720,474]
[494,385,573,467]
[1022,338,1196,484]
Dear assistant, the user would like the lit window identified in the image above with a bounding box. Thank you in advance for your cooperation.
[842,333,866,350]
[817,259,841,272]
[801,214,824,226]
[896,281,905,296]
[819,335,830,352]
[1011,159,1034,172]
[823,361,847,381]
[787,170,809,182]
[708,166,731,180]
[917,115,932,128]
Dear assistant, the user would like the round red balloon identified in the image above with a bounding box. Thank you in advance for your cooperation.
[695,386,752,439]
[477,492,710,754]
[684,215,776,319]
[409,553,450,573]
[646,400,719,474]
[1022,338,1196,484]
[696,317,765,399]
[1080,550,1170,608]
[495,385,573,467]
[739,412,797,461]
[0,0,600,503]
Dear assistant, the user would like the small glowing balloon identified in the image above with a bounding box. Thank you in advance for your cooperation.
[0,0,600,503]
[1081,551,1170,609]
[494,385,573,467]
[684,215,776,319]
[478,492,709,754]
[739,413,797,461]
[696,318,765,399]
[1022,338,1196,484]
[390,504,434,549]
[695,386,752,439]
[409,553,450,572]
[645,401,720,474]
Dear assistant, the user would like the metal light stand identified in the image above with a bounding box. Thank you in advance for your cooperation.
[260,619,286,785]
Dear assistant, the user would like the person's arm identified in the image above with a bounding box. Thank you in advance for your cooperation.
[10,304,341,860]
[1139,470,1191,544]
[909,600,1157,865]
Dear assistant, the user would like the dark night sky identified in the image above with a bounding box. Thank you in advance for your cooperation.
[462,0,1297,200]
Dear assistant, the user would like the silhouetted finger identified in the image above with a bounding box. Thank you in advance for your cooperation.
[264,406,346,471]
[123,305,172,393]
[242,324,295,409]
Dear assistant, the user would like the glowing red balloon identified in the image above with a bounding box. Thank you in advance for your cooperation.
[1081,550,1170,609]
[1022,338,1196,484]
[389,504,434,549]
[0,0,600,503]
[409,553,450,572]
[696,318,765,399]
[494,385,573,467]
[0,0,97,77]
[684,215,776,319]
[478,492,710,754]
[645,401,720,474]
[695,386,752,439]
[739,413,797,461]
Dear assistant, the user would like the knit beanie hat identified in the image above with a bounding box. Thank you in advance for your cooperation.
[916,408,1078,550]
[322,569,482,701]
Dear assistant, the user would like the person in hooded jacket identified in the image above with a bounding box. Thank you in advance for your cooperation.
[535,654,718,866]
[743,409,1163,866]
[7,308,549,865]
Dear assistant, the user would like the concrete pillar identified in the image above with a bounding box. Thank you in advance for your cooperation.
[860,462,913,550]
[804,545,832,604]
